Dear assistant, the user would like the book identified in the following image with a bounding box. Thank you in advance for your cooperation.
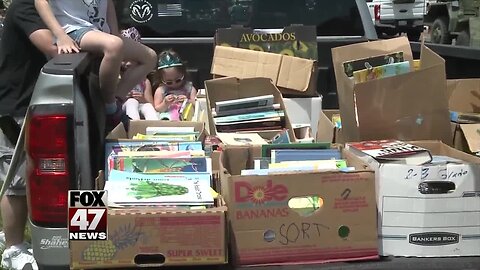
[261,142,331,158]
[212,104,281,117]
[346,140,432,165]
[270,149,342,163]
[215,95,274,114]
[450,111,480,124]
[343,52,404,77]
[215,120,283,132]
[104,173,213,206]
[332,114,342,129]
[269,159,348,170]
[214,110,284,124]
[145,126,195,135]
[180,101,195,121]
[132,133,198,141]
[353,61,411,83]
[217,132,268,146]
[241,166,355,176]
[113,157,212,174]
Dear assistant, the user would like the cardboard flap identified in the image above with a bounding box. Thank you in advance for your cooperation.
[460,124,480,153]
[316,111,335,143]
[447,79,480,113]
[211,46,282,84]
[277,55,313,92]
[354,64,452,144]
[420,44,445,70]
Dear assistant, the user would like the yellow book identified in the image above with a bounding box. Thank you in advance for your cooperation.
[132,133,197,141]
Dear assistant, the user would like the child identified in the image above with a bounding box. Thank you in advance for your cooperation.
[120,27,157,120]
[153,50,197,121]
[35,0,157,131]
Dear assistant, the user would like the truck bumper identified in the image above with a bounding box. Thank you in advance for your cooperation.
[29,220,70,268]
[376,19,424,31]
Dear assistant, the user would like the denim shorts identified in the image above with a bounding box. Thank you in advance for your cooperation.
[67,27,97,45]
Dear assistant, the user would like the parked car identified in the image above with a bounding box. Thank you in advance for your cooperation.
[367,0,427,40]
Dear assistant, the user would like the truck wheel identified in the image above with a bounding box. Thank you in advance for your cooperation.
[407,30,421,41]
[456,30,470,46]
[431,17,451,44]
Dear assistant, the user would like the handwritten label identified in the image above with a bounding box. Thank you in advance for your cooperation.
[278,222,329,245]
[404,165,468,181]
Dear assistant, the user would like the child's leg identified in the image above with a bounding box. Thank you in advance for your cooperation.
[122,98,141,120]
[118,37,157,98]
[76,29,123,106]
[138,103,158,120]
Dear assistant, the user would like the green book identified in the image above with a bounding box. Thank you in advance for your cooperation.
[261,142,332,158]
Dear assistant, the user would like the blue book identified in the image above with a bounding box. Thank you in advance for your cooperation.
[271,149,342,163]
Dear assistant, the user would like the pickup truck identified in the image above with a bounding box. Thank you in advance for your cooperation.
[9,0,480,269]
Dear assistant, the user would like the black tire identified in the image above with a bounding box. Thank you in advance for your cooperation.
[456,30,470,46]
[407,30,422,41]
[430,17,451,44]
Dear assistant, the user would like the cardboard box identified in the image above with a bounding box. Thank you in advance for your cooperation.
[447,79,480,154]
[204,77,296,141]
[331,37,452,144]
[211,46,318,97]
[283,96,322,135]
[347,141,480,257]
[316,110,344,144]
[70,176,228,269]
[219,146,378,266]
[104,120,206,176]
[215,25,318,60]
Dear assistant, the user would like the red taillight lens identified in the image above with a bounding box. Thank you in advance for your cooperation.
[374,4,381,21]
[26,114,70,226]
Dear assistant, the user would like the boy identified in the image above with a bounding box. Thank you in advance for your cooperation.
[35,0,157,131]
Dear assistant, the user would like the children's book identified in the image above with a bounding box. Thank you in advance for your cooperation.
[214,110,284,124]
[104,173,213,206]
[343,52,404,77]
[132,133,198,141]
[353,61,411,83]
[270,149,342,163]
[215,95,274,114]
[180,101,195,121]
[269,159,348,170]
[212,104,281,117]
[346,140,432,165]
[241,165,355,176]
[145,126,195,135]
[114,150,205,157]
[261,142,331,158]
[217,132,268,146]
[113,157,212,174]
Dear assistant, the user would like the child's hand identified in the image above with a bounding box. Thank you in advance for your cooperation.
[57,34,80,54]
[176,95,187,102]
[165,94,175,105]
[131,92,146,103]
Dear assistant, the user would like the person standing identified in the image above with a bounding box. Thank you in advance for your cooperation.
[0,0,56,269]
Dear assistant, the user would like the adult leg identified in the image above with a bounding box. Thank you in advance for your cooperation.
[118,38,157,98]
[122,98,141,120]
[139,103,158,120]
[77,30,124,104]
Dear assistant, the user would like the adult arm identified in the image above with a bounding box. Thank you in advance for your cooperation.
[34,0,79,54]
[106,0,119,36]
[143,79,154,104]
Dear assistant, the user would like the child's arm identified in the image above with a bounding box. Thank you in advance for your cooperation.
[189,86,198,105]
[153,86,174,112]
[143,79,154,105]
[35,0,79,54]
[106,0,119,36]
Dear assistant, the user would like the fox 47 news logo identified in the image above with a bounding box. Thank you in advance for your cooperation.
[68,190,108,241]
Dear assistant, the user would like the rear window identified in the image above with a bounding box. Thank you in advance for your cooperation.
[115,0,365,37]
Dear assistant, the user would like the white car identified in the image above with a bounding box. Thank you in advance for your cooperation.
[367,0,427,40]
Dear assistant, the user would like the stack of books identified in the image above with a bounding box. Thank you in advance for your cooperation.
[342,52,416,83]
[212,95,286,132]
[241,142,352,176]
[104,126,215,209]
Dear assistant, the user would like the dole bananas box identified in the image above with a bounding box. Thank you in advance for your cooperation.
[69,173,228,269]
[219,145,378,266]
[213,25,318,97]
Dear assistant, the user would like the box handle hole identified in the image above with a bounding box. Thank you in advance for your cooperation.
[288,195,323,217]
[418,181,455,194]
[134,254,165,266]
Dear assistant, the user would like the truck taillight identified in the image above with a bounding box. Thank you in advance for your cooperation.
[374,4,381,21]
[26,112,72,227]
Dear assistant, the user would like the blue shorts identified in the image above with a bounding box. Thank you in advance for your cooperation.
[67,27,97,45]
